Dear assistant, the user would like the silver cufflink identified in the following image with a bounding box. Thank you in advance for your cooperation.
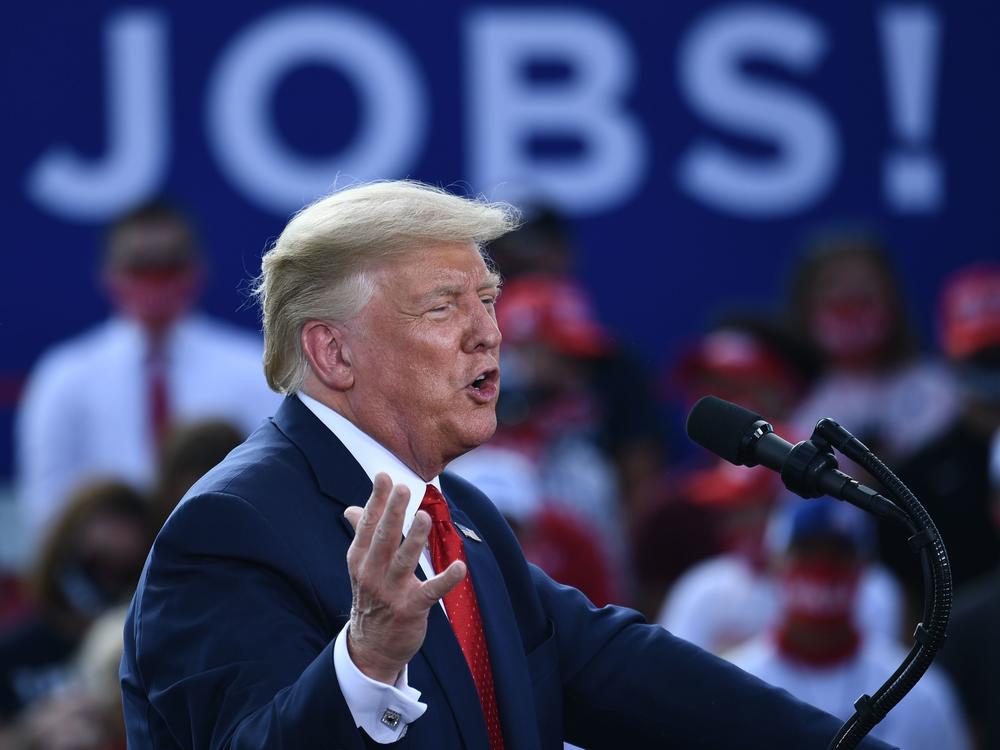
[380,708,402,730]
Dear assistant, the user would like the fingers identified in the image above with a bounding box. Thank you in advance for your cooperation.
[387,509,430,582]
[413,560,467,609]
[347,476,461,614]
[346,473,392,572]
[344,506,363,529]
[348,473,393,551]
[363,483,410,574]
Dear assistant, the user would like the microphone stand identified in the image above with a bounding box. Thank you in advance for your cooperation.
[779,418,952,750]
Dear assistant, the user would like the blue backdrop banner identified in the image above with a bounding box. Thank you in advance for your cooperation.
[3,1,998,476]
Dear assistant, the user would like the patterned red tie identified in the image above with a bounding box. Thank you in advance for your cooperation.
[420,485,504,750]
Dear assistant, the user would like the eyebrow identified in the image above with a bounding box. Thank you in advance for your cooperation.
[481,271,502,292]
[421,272,502,302]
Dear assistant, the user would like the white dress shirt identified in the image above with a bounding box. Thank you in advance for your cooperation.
[16,314,281,540]
[297,392,436,743]
[728,635,972,750]
[658,554,904,654]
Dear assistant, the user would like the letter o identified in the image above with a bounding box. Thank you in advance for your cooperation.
[207,7,427,214]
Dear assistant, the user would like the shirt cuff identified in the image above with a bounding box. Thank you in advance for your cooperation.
[333,622,427,743]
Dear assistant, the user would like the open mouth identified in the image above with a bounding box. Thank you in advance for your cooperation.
[466,368,499,402]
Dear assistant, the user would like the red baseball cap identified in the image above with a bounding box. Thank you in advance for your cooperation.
[939,264,1000,359]
[675,330,801,390]
[497,274,612,357]
[683,461,779,508]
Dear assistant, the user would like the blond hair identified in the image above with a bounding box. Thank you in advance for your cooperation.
[253,180,519,393]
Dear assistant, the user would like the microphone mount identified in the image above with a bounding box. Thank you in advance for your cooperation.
[741,415,914,533]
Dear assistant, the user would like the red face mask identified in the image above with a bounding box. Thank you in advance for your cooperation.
[777,558,861,626]
[811,300,892,365]
[105,268,200,333]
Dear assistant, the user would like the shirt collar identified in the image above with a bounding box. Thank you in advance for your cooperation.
[296,391,439,536]
[111,313,200,359]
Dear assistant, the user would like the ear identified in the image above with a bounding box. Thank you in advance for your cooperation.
[301,320,354,391]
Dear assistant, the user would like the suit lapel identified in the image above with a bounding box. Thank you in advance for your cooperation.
[271,395,372,509]
[413,564,493,750]
[412,492,543,750]
[442,487,542,750]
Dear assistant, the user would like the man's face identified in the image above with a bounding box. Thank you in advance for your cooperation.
[777,537,863,626]
[107,219,192,269]
[103,219,201,331]
[808,254,893,363]
[342,242,502,476]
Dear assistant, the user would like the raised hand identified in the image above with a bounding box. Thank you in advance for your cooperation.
[343,473,467,684]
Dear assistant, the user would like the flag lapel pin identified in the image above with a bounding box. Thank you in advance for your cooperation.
[455,523,482,542]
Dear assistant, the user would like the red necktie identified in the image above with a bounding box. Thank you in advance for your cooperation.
[147,342,170,449]
[420,485,504,750]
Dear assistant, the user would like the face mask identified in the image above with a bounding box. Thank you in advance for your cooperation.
[105,267,200,332]
[777,558,861,625]
[57,558,139,618]
[496,347,587,426]
[812,300,891,364]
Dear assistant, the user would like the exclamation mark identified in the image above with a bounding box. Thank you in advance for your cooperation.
[878,5,943,213]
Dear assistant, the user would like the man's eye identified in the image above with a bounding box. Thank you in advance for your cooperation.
[481,297,496,306]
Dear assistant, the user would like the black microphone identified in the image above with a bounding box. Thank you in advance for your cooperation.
[686,395,910,529]
[686,395,793,471]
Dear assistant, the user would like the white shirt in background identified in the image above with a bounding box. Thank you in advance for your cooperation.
[792,361,958,462]
[728,635,972,750]
[16,314,280,539]
[658,554,903,654]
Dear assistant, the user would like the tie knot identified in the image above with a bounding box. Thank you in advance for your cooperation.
[419,485,451,525]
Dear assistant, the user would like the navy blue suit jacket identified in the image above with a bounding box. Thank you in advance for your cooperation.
[121,396,896,749]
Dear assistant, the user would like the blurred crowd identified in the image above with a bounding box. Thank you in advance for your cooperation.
[2,200,999,749]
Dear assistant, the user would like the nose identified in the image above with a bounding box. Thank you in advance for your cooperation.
[463,300,502,353]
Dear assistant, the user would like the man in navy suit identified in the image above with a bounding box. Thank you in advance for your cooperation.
[121,181,897,748]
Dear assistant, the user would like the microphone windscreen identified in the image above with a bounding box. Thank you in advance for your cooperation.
[686,395,764,466]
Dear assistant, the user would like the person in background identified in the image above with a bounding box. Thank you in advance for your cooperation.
[4,606,130,750]
[670,314,823,426]
[652,316,902,651]
[492,273,632,593]
[637,316,817,629]
[888,264,1000,598]
[655,464,783,653]
[150,419,244,529]
[728,499,970,750]
[0,481,151,724]
[492,213,668,514]
[486,205,574,280]
[654,476,902,658]
[939,428,1000,750]
[16,200,279,541]
[449,445,619,607]
[788,230,957,463]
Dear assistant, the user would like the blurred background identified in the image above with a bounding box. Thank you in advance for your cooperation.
[3,2,1000,748]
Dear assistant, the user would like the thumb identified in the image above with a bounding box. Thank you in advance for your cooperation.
[414,560,467,609]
